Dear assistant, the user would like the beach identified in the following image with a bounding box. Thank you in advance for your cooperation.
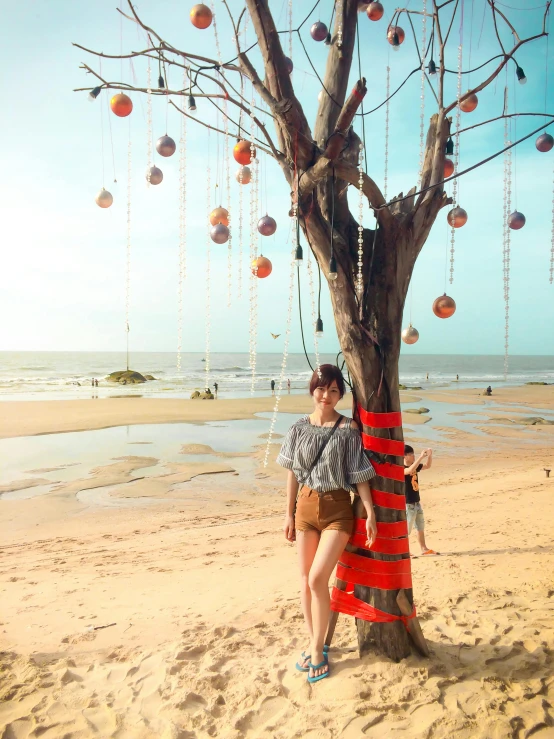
[1,385,554,738]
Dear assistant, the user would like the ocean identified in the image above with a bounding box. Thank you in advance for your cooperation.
[0,352,552,401]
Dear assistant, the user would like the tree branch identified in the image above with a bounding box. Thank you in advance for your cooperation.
[457,112,554,136]
[323,79,367,160]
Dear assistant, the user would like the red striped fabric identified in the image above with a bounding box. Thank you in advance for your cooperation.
[361,432,405,457]
[331,588,416,624]
[350,532,410,554]
[371,488,407,510]
[357,405,402,429]
[353,517,408,539]
[336,563,412,591]
[339,550,412,574]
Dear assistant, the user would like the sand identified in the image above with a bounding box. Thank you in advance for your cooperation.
[1,387,554,738]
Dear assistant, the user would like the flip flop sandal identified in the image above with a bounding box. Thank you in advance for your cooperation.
[422,549,440,556]
[307,655,329,684]
[295,645,329,672]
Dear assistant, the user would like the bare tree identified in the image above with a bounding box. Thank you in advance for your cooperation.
[75,0,552,661]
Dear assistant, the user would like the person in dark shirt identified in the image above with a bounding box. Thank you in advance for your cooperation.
[404,444,438,555]
[213,381,218,397]
[271,379,276,396]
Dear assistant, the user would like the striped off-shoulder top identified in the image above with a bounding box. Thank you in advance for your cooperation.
[276,415,376,493]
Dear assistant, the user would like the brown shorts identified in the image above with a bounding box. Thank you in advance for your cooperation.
[295,486,353,535]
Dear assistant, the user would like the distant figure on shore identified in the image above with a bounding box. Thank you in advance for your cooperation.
[484,385,492,396]
[91,378,95,387]
[287,378,291,394]
[271,379,276,396]
[213,381,218,398]
[404,445,438,556]
[456,374,459,381]
[426,372,429,381]
[95,378,99,388]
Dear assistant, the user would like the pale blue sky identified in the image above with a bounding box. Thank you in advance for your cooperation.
[1,0,553,356]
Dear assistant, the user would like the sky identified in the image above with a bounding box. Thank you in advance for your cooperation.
[0,0,553,357]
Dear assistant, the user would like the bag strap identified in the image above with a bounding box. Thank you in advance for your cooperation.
[302,414,344,482]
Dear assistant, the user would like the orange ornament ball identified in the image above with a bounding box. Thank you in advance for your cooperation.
[110,93,133,117]
[447,206,468,228]
[444,158,454,178]
[367,2,384,21]
[190,4,213,29]
[459,92,478,113]
[233,140,254,165]
[432,294,456,319]
[252,256,272,279]
[209,206,229,226]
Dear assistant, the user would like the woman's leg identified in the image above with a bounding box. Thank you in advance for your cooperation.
[307,529,350,678]
[296,529,320,660]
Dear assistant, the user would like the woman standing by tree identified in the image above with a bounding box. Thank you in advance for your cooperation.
[277,365,377,683]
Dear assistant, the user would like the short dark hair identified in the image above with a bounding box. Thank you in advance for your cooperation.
[404,444,414,455]
[309,364,345,398]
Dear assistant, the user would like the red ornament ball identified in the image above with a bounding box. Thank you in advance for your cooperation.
[233,140,254,165]
[508,211,526,230]
[459,93,478,113]
[536,133,554,153]
[447,206,468,228]
[190,4,213,29]
[387,26,405,46]
[432,294,456,319]
[310,21,328,41]
[444,158,454,178]
[252,256,272,278]
[110,93,133,117]
[257,215,277,236]
[367,2,384,21]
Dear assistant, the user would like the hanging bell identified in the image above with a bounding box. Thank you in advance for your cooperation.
[401,324,419,344]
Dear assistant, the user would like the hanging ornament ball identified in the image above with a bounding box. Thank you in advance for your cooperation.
[110,93,133,117]
[459,92,478,113]
[401,324,419,345]
[190,4,213,29]
[447,206,468,228]
[155,135,176,157]
[233,140,254,165]
[236,165,251,184]
[95,188,113,208]
[147,166,163,185]
[387,26,405,46]
[432,294,456,319]
[367,2,384,21]
[535,133,554,153]
[310,21,328,41]
[257,215,277,236]
[284,57,294,74]
[444,158,455,178]
[252,256,272,278]
[210,223,230,244]
[508,211,526,230]
[209,206,229,226]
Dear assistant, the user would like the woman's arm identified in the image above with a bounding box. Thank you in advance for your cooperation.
[356,480,377,546]
[284,470,299,542]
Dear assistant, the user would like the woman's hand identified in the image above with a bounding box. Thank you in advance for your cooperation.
[365,513,377,548]
[284,515,296,542]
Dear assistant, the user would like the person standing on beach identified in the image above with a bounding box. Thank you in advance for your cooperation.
[213,381,218,398]
[287,378,291,394]
[271,379,276,396]
[277,365,377,684]
[404,445,438,556]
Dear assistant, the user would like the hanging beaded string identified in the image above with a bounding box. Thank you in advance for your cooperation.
[450,43,463,284]
[224,97,232,306]
[177,91,187,372]
[418,0,428,184]
[502,91,512,378]
[238,161,244,299]
[125,126,132,369]
[306,244,321,370]
[249,104,259,394]
[336,0,343,47]
[263,247,297,468]
[384,65,390,201]
[550,169,554,284]
[205,131,212,389]
[356,144,364,298]
[146,58,153,185]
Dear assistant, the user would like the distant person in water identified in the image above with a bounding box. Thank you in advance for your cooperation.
[271,379,276,396]
[287,378,291,394]
[213,381,218,397]
[404,445,438,556]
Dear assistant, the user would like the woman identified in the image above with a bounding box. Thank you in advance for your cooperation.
[277,365,377,684]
